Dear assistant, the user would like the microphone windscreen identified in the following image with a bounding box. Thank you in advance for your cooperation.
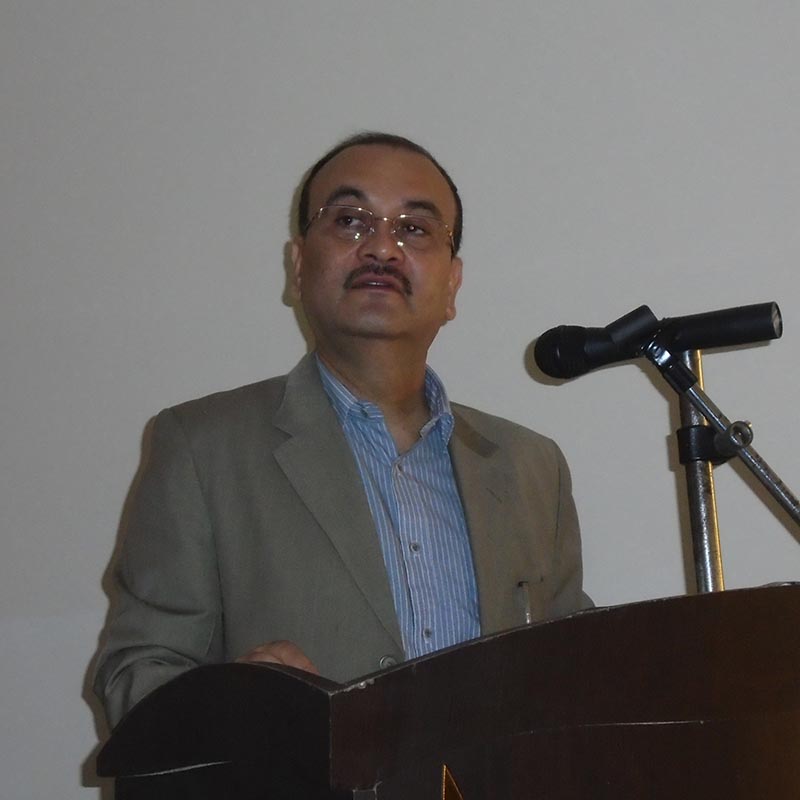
[534,326,592,379]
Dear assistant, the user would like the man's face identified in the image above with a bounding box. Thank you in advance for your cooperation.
[291,145,463,353]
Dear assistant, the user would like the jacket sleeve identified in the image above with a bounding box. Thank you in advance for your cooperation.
[548,442,593,617]
[93,408,224,728]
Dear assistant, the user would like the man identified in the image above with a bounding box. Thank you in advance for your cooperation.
[94,132,590,728]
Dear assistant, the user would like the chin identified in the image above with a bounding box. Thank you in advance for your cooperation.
[341,323,403,340]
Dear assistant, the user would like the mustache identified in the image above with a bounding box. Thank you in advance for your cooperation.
[343,264,413,296]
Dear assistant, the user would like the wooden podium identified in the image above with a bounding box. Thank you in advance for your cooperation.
[97,584,800,798]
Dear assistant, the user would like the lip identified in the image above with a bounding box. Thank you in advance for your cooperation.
[344,265,412,296]
[348,275,406,293]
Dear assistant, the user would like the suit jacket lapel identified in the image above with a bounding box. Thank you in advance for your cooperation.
[451,409,528,636]
[272,355,403,650]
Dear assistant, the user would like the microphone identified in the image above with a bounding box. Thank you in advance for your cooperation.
[534,302,782,380]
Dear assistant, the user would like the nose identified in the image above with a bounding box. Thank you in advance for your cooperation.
[356,216,404,262]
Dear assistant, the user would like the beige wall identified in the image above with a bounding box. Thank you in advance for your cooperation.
[2,2,798,796]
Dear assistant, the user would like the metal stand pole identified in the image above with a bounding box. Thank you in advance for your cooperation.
[677,351,724,592]
[644,337,800,537]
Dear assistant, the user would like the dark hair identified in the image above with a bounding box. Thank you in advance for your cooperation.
[297,132,463,254]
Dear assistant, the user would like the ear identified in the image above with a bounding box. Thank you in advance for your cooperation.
[289,236,304,302]
[444,256,463,322]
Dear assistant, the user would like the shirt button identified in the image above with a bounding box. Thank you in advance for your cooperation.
[423,628,433,640]
[379,655,398,669]
[410,542,420,553]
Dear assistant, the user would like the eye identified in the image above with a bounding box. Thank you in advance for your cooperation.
[397,216,436,238]
[331,208,369,232]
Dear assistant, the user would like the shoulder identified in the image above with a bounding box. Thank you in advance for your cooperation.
[159,353,320,433]
[451,402,567,467]
[138,376,291,467]
[451,401,560,449]
[167,374,289,427]
[152,365,306,458]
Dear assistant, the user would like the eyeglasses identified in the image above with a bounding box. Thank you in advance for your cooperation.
[305,205,455,254]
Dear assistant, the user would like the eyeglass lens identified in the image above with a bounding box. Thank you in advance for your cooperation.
[314,206,450,251]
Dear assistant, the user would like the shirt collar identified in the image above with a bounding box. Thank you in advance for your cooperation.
[315,354,455,444]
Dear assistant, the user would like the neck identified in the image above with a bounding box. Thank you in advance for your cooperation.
[317,339,432,452]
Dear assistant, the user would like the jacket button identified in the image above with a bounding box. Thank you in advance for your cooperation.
[379,655,398,669]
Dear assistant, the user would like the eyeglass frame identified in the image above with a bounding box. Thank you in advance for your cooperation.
[303,204,456,255]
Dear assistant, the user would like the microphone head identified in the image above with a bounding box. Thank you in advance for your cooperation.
[534,326,593,379]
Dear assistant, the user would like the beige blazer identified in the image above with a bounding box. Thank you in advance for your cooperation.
[94,354,589,726]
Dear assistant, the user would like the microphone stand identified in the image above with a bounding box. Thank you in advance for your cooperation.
[642,338,800,593]
[677,350,725,592]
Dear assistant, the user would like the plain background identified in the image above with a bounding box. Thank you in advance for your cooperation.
[2,2,799,796]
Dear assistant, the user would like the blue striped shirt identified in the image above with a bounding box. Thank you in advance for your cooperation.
[317,358,480,659]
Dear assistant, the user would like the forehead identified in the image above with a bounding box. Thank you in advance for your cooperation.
[307,145,457,223]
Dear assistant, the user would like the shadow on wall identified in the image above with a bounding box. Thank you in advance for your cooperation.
[82,417,158,799]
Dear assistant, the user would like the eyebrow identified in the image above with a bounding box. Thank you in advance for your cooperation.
[323,186,367,207]
[322,186,445,220]
[402,199,444,219]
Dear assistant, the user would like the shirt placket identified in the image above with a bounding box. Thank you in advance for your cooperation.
[351,405,418,652]
[392,439,441,657]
